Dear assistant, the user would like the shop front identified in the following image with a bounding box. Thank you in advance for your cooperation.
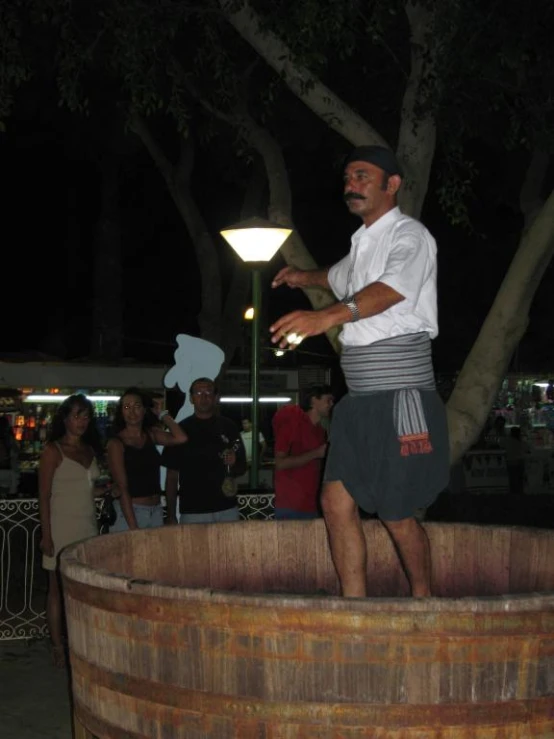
[0,360,169,498]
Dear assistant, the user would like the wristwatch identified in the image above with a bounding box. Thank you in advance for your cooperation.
[342,296,361,322]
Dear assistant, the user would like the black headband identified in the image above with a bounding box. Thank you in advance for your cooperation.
[344,145,403,178]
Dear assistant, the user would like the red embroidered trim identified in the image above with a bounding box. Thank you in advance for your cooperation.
[399,433,433,457]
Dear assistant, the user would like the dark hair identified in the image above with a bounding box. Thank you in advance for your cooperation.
[111,387,158,435]
[300,385,333,411]
[47,394,103,457]
[189,377,218,395]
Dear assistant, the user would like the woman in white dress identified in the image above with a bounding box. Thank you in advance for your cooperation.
[38,394,104,668]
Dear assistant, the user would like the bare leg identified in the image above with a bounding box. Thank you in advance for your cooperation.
[46,570,65,667]
[321,481,367,597]
[381,517,431,597]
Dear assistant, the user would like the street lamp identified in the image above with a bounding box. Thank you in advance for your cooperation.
[220,217,292,488]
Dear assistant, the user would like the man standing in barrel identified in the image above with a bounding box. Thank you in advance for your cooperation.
[270,145,449,598]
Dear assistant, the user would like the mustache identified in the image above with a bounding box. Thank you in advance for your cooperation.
[344,192,365,202]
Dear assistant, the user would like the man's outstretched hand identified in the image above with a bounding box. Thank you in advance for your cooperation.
[271,266,306,289]
[270,310,334,350]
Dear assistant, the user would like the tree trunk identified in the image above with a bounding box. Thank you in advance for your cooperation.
[395,2,437,218]
[130,116,223,347]
[235,109,342,352]
[446,188,554,463]
[174,138,223,346]
[131,115,256,365]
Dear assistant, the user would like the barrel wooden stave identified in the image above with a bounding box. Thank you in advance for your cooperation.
[61,520,554,738]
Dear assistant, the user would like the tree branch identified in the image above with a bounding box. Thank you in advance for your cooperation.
[395,1,437,217]
[130,114,223,346]
[220,0,386,147]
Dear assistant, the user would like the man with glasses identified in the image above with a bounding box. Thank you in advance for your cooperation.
[162,378,246,524]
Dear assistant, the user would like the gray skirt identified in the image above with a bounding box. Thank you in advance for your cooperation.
[323,390,450,520]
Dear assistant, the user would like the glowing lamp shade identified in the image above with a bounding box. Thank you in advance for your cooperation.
[220,217,292,263]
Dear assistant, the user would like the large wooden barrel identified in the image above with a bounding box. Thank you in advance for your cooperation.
[60,520,554,738]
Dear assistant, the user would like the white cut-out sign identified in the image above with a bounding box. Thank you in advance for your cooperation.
[158,335,224,499]
[163,334,225,421]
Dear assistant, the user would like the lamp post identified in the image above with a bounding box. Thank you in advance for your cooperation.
[220,217,292,488]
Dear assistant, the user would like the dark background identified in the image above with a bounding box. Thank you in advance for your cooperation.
[2,108,553,377]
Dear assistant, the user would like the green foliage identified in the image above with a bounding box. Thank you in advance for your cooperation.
[435,143,479,230]
[251,0,404,69]
[2,0,552,229]
[0,2,32,125]
[434,0,554,151]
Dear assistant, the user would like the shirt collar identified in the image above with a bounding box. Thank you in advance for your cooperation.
[352,206,402,244]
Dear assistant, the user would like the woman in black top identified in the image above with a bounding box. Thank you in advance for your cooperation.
[107,387,187,531]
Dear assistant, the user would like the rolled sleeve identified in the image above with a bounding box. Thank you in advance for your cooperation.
[328,255,350,300]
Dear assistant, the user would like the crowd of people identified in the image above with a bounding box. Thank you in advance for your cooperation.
[35,377,335,666]
[34,142,451,665]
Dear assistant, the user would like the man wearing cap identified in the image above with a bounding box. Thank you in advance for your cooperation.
[270,145,449,598]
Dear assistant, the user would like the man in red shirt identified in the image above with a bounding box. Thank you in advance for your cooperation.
[272,385,334,519]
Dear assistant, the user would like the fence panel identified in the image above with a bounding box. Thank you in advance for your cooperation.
[0,499,48,640]
[0,493,275,641]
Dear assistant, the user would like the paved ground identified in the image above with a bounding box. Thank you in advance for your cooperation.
[0,639,74,739]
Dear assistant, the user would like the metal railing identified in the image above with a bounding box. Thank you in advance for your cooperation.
[0,493,275,641]
[0,499,48,641]
[237,491,275,520]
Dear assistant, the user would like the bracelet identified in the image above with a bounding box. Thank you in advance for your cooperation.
[342,296,361,322]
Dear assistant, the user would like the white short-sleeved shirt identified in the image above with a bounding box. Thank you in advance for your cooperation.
[328,207,438,347]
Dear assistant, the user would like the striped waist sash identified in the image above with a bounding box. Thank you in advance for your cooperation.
[341,332,435,393]
[341,333,436,456]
